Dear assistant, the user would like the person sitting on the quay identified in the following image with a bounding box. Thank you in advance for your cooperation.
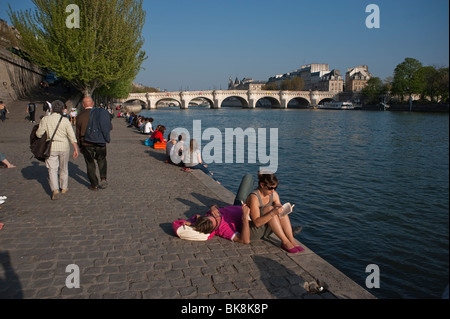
[0,151,16,169]
[246,171,303,253]
[127,112,136,127]
[137,116,145,131]
[181,139,219,183]
[173,204,251,244]
[165,130,178,163]
[143,118,154,135]
[168,133,186,166]
[150,125,166,144]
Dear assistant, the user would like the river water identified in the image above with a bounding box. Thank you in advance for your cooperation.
[140,107,449,299]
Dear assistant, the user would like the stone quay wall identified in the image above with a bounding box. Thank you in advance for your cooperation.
[0,47,46,103]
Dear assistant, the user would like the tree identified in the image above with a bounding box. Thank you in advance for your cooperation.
[8,0,147,97]
[418,66,441,102]
[280,77,304,91]
[263,82,278,90]
[361,77,388,104]
[392,58,423,109]
[95,77,134,99]
[437,67,449,102]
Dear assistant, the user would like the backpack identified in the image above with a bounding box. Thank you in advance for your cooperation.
[28,103,36,112]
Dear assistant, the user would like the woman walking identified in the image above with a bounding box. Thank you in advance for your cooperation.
[36,100,79,200]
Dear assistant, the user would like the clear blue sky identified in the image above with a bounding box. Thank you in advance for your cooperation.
[1,0,449,91]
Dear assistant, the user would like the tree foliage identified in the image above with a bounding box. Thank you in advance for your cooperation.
[391,57,423,101]
[8,0,147,97]
[391,58,448,103]
[263,77,304,91]
[361,77,389,104]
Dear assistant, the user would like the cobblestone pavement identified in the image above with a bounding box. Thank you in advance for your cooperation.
[0,98,373,300]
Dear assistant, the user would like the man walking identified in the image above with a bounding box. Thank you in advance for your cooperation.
[76,97,112,191]
[27,101,37,123]
[0,101,9,122]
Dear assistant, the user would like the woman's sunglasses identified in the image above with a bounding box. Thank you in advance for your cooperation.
[266,185,278,191]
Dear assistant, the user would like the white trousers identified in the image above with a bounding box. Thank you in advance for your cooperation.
[46,150,70,192]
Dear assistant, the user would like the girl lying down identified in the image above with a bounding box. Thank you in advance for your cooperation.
[172,205,251,244]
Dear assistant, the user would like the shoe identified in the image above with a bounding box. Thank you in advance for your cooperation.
[100,179,108,189]
[0,196,7,200]
[295,245,305,253]
[0,200,5,205]
[281,244,299,254]
[88,186,99,191]
[52,190,60,200]
[61,189,69,194]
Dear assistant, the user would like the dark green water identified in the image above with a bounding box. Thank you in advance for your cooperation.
[140,107,449,299]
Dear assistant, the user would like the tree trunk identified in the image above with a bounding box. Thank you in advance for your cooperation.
[82,87,95,98]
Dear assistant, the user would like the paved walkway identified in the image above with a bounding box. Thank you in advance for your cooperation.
[0,97,374,300]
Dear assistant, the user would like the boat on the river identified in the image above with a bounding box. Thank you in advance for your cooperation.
[316,102,355,110]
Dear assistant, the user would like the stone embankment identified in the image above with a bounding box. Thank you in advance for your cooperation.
[0,98,375,301]
[0,47,46,103]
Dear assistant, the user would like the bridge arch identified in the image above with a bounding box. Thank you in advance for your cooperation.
[155,98,182,108]
[221,96,249,108]
[183,96,214,109]
[124,99,147,107]
[154,97,182,108]
[318,98,334,105]
[286,97,310,108]
[256,96,281,108]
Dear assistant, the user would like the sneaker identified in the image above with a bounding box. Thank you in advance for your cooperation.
[0,196,6,200]
[88,186,99,191]
[0,200,5,205]
[52,190,60,200]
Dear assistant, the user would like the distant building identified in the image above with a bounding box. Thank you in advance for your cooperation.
[267,63,344,92]
[298,64,330,90]
[345,65,372,92]
[228,77,266,90]
[318,69,344,93]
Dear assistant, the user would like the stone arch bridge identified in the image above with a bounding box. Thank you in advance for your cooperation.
[121,90,339,109]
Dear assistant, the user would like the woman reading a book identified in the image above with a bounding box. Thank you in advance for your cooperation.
[246,171,304,254]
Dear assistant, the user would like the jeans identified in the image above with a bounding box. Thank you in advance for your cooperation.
[189,163,218,182]
[81,145,107,187]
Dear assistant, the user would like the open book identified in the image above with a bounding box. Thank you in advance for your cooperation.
[279,203,295,218]
[241,201,295,219]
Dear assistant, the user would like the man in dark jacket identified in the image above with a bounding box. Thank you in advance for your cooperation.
[76,97,112,191]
